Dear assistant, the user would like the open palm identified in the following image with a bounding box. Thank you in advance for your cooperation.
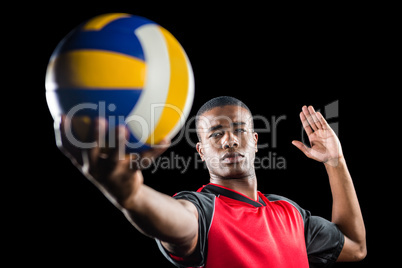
[292,106,343,166]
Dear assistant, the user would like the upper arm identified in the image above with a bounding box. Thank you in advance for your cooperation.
[177,199,199,219]
[160,199,199,257]
[156,191,215,267]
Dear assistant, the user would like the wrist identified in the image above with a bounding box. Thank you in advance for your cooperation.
[324,155,346,169]
[324,157,350,181]
[118,170,145,211]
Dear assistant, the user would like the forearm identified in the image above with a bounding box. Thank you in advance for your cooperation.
[325,157,366,249]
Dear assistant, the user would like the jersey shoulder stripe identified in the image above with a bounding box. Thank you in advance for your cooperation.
[265,193,310,220]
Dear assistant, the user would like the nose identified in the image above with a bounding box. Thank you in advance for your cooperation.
[222,132,239,149]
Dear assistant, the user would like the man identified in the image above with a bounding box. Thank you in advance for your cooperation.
[55,96,366,267]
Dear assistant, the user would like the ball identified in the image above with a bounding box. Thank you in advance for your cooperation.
[45,13,194,152]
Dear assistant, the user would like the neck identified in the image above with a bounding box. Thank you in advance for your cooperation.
[210,175,258,201]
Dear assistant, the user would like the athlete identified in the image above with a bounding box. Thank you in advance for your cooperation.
[55,96,366,267]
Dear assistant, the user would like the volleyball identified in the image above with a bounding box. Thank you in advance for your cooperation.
[45,13,194,152]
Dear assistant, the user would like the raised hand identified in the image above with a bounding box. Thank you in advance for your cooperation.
[292,105,343,166]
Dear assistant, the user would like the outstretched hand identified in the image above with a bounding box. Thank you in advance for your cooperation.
[292,105,343,166]
[54,116,170,207]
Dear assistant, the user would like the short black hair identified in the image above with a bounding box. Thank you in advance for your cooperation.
[195,96,253,140]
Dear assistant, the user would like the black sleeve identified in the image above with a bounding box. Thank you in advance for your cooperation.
[304,214,345,267]
[266,194,344,268]
[155,191,215,268]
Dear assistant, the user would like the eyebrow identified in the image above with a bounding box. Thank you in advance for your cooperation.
[207,122,246,132]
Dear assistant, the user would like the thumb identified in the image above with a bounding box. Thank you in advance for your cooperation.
[292,140,312,158]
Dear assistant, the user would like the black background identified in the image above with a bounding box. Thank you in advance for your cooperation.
[12,2,391,267]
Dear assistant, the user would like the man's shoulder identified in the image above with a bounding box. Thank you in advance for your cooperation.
[172,190,216,209]
[264,193,298,204]
[263,193,310,220]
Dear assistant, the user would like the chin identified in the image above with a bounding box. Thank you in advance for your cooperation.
[218,166,254,179]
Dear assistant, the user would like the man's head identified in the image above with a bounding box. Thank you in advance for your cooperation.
[195,96,258,179]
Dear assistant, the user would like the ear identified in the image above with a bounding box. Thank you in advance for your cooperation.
[253,132,258,152]
[196,142,205,161]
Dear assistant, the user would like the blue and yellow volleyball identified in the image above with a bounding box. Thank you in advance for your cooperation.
[45,13,194,152]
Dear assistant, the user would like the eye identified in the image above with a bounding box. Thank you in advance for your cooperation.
[209,131,223,138]
[234,128,247,134]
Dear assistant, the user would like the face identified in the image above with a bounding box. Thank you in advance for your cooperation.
[196,105,258,179]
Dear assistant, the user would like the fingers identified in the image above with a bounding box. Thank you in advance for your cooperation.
[299,110,313,136]
[91,118,128,163]
[300,105,328,135]
[301,105,320,132]
[316,110,330,129]
[55,115,171,175]
[55,116,126,169]
[90,119,171,172]
[88,121,131,181]
[55,115,85,166]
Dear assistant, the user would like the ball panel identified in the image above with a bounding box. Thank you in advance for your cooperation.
[46,50,146,90]
[46,89,142,119]
[144,26,193,145]
[126,24,171,143]
[166,43,195,142]
[52,15,150,61]
[82,13,131,31]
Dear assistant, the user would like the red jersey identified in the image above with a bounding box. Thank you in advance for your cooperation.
[156,183,344,268]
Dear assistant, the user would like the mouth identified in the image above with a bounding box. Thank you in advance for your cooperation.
[221,152,245,164]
